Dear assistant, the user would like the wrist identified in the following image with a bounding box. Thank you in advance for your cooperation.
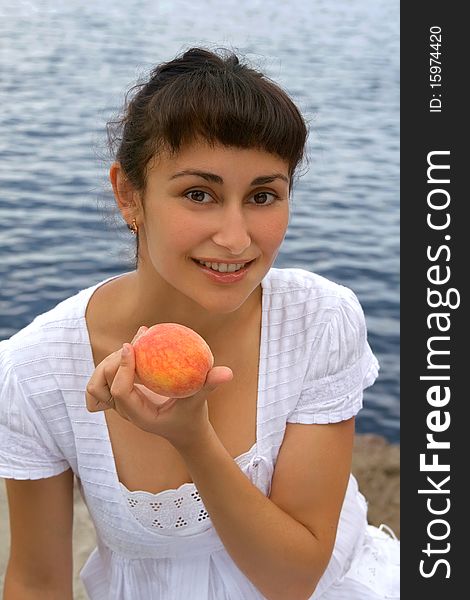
[172,419,217,457]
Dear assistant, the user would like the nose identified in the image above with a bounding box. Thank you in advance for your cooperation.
[211,204,251,256]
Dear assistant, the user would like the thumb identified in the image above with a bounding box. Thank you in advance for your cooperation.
[203,366,233,393]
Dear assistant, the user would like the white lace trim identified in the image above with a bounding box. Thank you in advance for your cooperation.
[119,445,272,536]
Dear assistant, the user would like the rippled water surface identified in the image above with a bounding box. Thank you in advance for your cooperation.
[0,0,399,441]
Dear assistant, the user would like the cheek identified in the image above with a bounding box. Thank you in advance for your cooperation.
[255,211,289,251]
[145,205,289,258]
[146,209,209,256]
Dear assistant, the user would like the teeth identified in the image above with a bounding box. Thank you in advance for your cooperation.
[197,260,247,273]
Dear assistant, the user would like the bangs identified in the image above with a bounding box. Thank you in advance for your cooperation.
[111,48,308,193]
[148,70,306,178]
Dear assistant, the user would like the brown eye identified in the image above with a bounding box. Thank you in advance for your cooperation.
[187,190,210,203]
[252,192,277,205]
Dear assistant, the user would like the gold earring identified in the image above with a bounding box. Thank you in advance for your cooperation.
[127,218,138,235]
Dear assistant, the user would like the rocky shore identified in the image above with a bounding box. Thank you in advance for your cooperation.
[351,433,400,537]
[0,433,399,598]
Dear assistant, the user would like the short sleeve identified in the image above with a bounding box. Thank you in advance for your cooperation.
[0,343,70,479]
[287,288,379,425]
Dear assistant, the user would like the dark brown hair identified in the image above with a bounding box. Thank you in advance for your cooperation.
[107,46,308,191]
[106,46,309,264]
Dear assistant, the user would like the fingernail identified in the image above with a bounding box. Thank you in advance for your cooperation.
[122,344,130,357]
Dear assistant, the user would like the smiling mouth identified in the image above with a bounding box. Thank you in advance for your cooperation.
[191,258,255,273]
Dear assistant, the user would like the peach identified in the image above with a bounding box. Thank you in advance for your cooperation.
[132,323,214,398]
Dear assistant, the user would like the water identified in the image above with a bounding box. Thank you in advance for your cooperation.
[0,0,399,441]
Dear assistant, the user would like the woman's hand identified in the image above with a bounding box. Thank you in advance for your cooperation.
[85,326,233,450]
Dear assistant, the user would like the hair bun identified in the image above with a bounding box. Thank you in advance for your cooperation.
[181,48,216,62]
[152,47,224,82]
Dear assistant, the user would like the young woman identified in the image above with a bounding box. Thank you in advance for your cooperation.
[0,47,399,599]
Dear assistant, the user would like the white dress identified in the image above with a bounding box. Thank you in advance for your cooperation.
[0,267,399,599]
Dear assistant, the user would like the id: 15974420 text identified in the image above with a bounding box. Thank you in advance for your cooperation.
[429,25,443,113]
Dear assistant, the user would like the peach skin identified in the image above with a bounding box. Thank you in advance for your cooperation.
[132,323,214,398]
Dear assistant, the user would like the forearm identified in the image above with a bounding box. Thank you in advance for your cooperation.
[176,425,327,600]
[3,561,73,600]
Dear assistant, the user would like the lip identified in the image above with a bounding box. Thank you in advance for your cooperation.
[192,258,255,264]
[191,258,255,283]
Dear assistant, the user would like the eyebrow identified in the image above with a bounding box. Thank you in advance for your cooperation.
[169,169,289,186]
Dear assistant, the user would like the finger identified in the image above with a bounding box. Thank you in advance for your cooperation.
[111,350,177,425]
[175,366,233,401]
[86,391,115,413]
[85,351,123,412]
[129,327,149,386]
[109,345,166,422]
[100,394,116,412]
[109,344,136,401]
[131,325,148,344]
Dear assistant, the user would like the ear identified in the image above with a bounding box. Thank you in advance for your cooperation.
[109,162,143,226]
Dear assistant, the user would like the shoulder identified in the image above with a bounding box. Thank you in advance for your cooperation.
[262,267,364,327]
[263,267,359,302]
[0,285,99,477]
[2,289,88,372]
[270,270,378,425]
[0,274,121,396]
[260,268,372,387]
[262,268,374,381]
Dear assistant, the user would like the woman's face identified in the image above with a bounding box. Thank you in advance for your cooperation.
[137,139,291,314]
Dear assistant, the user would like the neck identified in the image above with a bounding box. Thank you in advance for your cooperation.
[123,267,262,344]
